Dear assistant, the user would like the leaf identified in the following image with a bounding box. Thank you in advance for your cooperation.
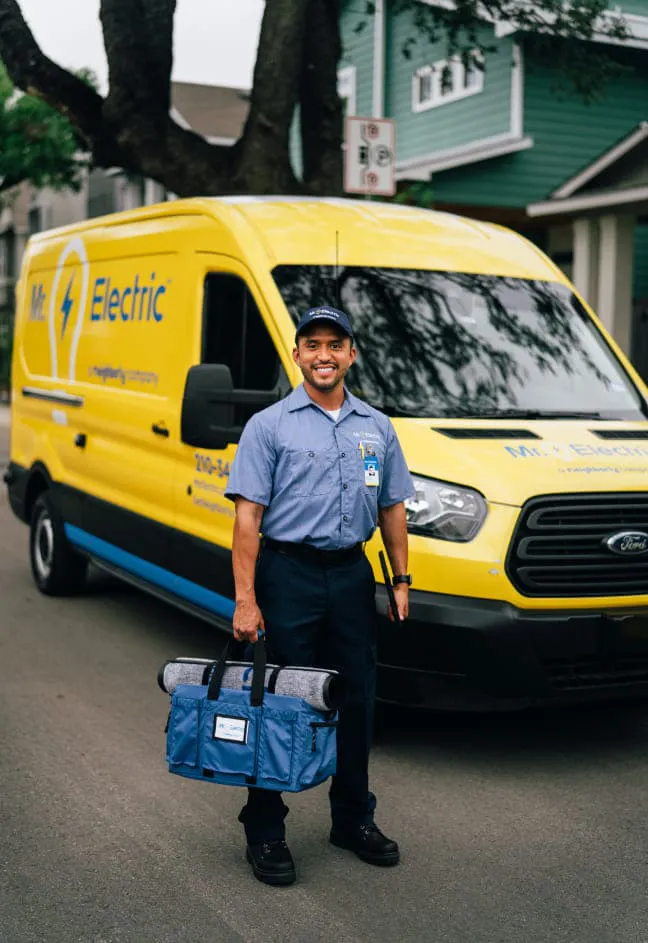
[0,63,85,194]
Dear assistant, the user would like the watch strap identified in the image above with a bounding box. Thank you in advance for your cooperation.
[392,574,412,586]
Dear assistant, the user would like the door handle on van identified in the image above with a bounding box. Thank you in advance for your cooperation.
[152,423,170,438]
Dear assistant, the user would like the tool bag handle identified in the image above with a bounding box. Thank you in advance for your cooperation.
[207,632,267,707]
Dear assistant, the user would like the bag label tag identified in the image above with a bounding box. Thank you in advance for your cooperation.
[213,715,248,743]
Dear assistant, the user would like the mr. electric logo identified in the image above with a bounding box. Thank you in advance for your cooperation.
[60,274,75,340]
[49,237,89,382]
[39,236,171,382]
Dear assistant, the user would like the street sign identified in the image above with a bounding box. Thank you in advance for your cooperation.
[344,116,396,197]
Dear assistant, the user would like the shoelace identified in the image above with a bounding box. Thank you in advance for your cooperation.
[262,840,287,855]
[359,824,383,838]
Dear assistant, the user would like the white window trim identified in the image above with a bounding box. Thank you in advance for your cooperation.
[412,54,484,113]
[338,65,357,117]
[398,42,526,178]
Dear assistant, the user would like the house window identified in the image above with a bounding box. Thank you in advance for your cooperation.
[28,207,40,235]
[338,65,356,118]
[414,68,434,108]
[412,54,484,112]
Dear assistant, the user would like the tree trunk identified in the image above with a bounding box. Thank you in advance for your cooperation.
[229,0,308,194]
[299,0,343,196]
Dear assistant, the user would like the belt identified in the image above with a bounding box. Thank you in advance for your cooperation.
[262,538,363,566]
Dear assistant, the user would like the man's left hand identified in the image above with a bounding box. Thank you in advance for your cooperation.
[388,583,409,622]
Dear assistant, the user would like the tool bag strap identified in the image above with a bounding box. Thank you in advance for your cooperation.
[207,633,267,707]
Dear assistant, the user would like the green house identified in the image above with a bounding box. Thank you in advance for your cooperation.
[338,1,648,376]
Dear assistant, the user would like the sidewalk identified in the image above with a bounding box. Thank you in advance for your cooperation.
[0,404,10,427]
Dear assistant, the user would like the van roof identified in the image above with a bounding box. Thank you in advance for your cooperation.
[29,196,559,281]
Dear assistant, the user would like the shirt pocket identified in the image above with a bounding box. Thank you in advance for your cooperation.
[289,448,337,497]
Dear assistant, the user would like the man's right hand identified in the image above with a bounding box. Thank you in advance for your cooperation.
[233,598,265,643]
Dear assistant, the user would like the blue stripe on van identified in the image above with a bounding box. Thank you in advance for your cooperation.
[64,524,236,621]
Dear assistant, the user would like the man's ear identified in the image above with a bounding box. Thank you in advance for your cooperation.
[292,346,300,364]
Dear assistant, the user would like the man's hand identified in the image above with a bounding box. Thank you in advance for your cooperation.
[233,598,265,643]
[388,583,409,622]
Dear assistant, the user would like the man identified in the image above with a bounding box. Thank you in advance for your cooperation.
[225,305,414,886]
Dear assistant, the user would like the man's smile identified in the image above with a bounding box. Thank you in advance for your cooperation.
[313,364,337,378]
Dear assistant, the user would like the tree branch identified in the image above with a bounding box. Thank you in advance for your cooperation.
[100,0,176,125]
[0,0,105,144]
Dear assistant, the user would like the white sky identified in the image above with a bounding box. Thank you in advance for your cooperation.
[18,0,265,91]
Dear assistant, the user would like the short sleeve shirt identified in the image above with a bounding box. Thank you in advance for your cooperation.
[225,384,415,550]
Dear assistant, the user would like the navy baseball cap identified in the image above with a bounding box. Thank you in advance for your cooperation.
[295,306,354,343]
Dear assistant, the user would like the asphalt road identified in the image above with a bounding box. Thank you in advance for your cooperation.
[2,416,648,943]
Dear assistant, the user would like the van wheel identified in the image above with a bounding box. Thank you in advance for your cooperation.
[29,492,88,596]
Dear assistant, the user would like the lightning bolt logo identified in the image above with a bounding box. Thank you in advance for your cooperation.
[60,273,75,340]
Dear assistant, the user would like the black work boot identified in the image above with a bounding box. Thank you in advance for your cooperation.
[330,823,400,866]
[246,839,296,886]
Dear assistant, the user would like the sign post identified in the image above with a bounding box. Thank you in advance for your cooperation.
[344,117,396,198]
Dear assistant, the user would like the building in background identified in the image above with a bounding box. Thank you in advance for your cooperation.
[338,0,648,377]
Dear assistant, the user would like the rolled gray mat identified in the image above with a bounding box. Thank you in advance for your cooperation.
[158,658,343,712]
[273,667,344,713]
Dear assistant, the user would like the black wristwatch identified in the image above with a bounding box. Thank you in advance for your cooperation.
[392,574,412,586]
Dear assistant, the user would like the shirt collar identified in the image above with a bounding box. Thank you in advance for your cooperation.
[287,384,371,417]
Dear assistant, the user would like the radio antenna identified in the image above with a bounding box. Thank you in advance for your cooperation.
[335,229,340,308]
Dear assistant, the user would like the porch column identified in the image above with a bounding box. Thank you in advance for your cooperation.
[597,213,635,356]
[572,218,599,307]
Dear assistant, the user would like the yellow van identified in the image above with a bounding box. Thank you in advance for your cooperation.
[6,197,648,709]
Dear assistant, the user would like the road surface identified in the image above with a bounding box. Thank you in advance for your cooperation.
[1,416,648,942]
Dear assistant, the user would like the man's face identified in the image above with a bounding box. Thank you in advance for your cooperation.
[293,324,356,392]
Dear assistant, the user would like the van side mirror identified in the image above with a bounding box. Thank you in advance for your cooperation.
[180,363,279,450]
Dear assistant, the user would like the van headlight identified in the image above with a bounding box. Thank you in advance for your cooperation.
[405,475,487,542]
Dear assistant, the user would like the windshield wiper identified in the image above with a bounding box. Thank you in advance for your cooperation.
[468,408,605,420]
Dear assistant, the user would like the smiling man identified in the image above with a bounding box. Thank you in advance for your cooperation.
[225,305,414,886]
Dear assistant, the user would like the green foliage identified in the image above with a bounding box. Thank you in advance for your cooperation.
[0,64,89,193]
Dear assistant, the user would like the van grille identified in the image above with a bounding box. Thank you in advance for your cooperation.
[544,655,648,690]
[506,493,648,597]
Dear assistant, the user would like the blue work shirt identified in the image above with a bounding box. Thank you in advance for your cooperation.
[225,384,415,550]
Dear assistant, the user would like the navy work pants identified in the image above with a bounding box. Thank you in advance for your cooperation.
[238,545,378,844]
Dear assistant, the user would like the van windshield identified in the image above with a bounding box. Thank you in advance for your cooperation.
[272,265,648,420]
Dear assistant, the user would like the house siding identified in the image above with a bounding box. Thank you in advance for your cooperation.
[620,0,648,15]
[340,0,374,117]
[386,11,513,162]
[432,44,648,207]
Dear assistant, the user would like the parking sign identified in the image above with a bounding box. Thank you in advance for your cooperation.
[344,117,396,197]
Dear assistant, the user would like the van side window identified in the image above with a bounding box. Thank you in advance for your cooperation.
[202,273,280,391]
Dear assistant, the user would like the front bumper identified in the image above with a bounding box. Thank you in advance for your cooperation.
[375,586,648,710]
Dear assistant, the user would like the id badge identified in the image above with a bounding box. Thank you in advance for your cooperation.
[364,456,380,487]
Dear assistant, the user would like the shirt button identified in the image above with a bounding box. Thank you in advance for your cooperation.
[343,484,348,490]
[308,451,315,458]
[343,515,349,522]
[341,452,346,458]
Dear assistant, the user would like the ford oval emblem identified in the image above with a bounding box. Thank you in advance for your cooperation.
[605,531,648,556]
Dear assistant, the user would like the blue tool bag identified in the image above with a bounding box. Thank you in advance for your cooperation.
[165,637,338,792]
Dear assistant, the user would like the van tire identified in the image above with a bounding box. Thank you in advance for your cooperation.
[29,492,88,596]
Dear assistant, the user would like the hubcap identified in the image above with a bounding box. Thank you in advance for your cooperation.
[33,511,54,581]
